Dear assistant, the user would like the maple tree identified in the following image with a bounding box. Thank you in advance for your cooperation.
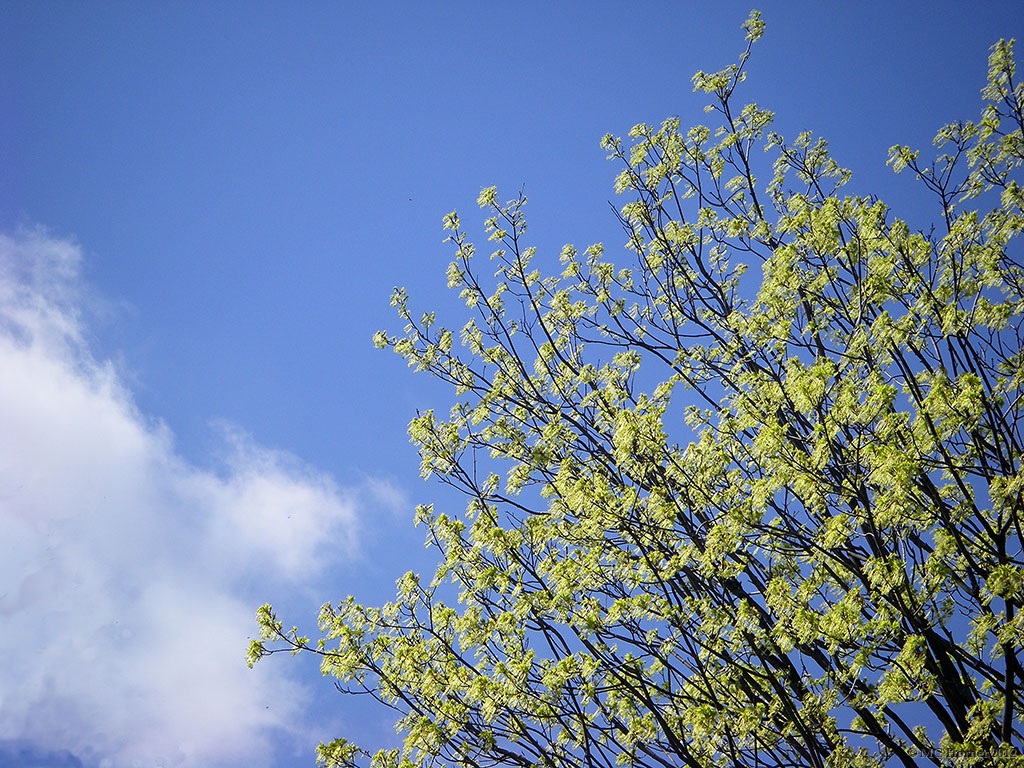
[252,13,1024,767]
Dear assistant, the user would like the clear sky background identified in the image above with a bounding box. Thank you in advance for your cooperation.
[1,3,1022,767]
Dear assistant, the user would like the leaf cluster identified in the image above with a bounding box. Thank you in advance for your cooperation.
[253,13,1024,768]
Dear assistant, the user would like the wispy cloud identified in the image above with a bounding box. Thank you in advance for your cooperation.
[0,227,371,767]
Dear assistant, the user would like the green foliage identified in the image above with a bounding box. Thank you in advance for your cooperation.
[252,13,1024,768]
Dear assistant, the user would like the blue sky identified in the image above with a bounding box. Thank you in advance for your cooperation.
[1,3,1021,767]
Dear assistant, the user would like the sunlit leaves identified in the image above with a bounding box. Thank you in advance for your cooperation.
[254,25,1024,768]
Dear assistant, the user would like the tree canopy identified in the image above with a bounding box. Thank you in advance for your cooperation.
[251,12,1024,768]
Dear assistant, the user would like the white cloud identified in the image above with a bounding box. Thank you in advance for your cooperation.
[197,423,358,583]
[0,228,373,767]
